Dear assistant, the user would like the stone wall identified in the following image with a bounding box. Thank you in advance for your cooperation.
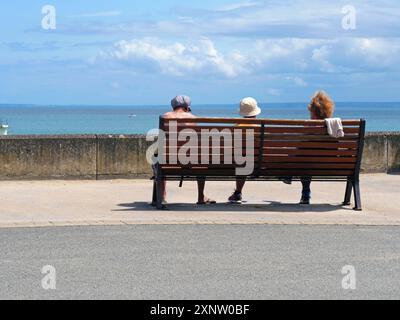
[0,135,97,179]
[362,133,400,173]
[0,133,398,180]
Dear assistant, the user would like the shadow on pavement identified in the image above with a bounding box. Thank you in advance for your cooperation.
[115,201,353,213]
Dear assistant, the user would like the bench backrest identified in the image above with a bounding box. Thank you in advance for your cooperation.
[157,117,365,178]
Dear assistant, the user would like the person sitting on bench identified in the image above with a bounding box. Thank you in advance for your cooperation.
[162,95,216,205]
[299,91,336,204]
[228,97,261,204]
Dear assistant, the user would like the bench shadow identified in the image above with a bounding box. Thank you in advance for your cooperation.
[115,201,353,213]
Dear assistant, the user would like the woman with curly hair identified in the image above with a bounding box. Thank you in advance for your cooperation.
[300,91,335,204]
[308,90,335,120]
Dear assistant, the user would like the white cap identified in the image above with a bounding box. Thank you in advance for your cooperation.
[239,97,261,117]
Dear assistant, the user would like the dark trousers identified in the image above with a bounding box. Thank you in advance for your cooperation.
[301,176,312,196]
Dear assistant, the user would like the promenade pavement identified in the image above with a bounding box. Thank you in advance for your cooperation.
[0,173,399,228]
[2,224,400,299]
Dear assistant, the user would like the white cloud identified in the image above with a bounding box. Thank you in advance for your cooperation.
[346,38,400,67]
[216,1,261,12]
[102,38,247,77]
[57,1,400,41]
[312,46,336,72]
[69,11,121,18]
[266,88,281,96]
[93,36,400,78]
[162,1,399,39]
[287,76,308,87]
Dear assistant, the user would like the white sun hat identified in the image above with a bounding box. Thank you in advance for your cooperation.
[239,97,261,117]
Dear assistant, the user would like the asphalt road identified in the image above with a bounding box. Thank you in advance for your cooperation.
[1,225,400,299]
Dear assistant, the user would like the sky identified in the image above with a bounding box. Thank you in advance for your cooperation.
[0,0,400,105]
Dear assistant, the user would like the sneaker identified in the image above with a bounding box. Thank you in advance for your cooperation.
[151,200,168,207]
[228,190,242,204]
[281,177,293,185]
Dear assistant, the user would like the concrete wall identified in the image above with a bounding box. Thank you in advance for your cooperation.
[361,133,400,173]
[96,134,152,179]
[0,134,154,180]
[0,135,97,179]
[0,133,399,180]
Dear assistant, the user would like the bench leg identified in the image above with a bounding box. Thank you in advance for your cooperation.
[151,179,157,206]
[353,179,362,211]
[155,177,166,210]
[343,179,352,206]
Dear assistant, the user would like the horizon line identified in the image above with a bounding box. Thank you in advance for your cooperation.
[1,101,400,107]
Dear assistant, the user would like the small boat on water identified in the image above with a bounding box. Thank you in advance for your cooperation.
[0,123,9,135]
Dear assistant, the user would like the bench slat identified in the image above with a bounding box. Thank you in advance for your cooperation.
[164,127,359,134]
[160,168,354,176]
[264,148,357,156]
[161,155,356,163]
[263,156,357,163]
[164,118,361,126]
[262,141,358,149]
[164,148,357,161]
[161,163,355,169]
[261,163,355,169]
[164,134,359,142]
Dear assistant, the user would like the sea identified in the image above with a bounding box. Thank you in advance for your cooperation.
[1,102,399,135]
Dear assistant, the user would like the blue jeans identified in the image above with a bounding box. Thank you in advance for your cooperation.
[301,177,311,197]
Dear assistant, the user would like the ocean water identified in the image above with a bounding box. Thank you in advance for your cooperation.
[1,102,400,135]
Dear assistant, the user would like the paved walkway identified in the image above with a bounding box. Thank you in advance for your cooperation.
[0,173,399,228]
[2,225,400,299]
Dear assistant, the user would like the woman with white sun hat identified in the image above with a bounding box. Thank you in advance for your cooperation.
[238,97,262,118]
[228,97,262,203]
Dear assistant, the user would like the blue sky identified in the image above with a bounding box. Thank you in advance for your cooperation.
[1,0,400,105]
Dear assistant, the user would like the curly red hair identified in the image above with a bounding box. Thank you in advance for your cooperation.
[308,91,335,119]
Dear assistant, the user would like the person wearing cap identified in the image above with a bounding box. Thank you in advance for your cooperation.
[164,95,195,120]
[161,95,216,206]
[228,97,261,204]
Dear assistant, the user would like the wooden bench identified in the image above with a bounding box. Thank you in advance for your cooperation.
[151,117,366,211]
